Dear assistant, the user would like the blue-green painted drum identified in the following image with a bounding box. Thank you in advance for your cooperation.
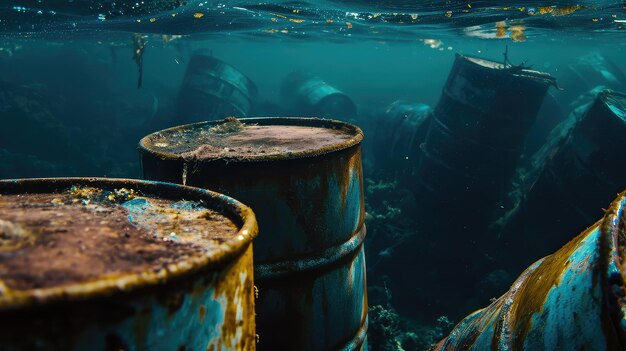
[139,117,368,351]
[436,190,626,350]
[0,178,258,351]
[176,54,258,124]
[281,72,358,121]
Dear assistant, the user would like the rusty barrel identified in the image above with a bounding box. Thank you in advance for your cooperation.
[176,54,258,124]
[416,53,555,212]
[514,90,626,261]
[435,189,626,350]
[139,117,368,351]
[281,72,357,121]
[371,100,432,187]
[0,177,257,350]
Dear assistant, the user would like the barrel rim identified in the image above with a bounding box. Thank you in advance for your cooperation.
[0,177,258,311]
[138,117,364,163]
[457,53,556,84]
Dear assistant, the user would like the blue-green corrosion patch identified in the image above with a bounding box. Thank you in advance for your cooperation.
[436,191,626,351]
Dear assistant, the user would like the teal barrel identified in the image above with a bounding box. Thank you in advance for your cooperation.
[435,189,626,350]
[370,100,432,187]
[281,72,358,121]
[0,177,258,350]
[138,117,368,351]
[176,54,258,125]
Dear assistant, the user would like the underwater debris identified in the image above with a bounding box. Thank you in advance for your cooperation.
[132,33,147,88]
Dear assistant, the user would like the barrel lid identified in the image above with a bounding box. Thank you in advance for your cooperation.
[0,178,257,311]
[139,117,364,162]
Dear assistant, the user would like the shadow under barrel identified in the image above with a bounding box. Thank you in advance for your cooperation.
[281,72,357,121]
[139,117,368,351]
[176,54,257,125]
[435,189,626,350]
[0,178,257,350]
[510,90,626,265]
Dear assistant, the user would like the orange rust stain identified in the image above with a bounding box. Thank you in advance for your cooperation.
[199,305,206,323]
[212,244,255,350]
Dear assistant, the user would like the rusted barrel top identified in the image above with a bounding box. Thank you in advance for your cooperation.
[141,116,362,162]
[0,178,257,310]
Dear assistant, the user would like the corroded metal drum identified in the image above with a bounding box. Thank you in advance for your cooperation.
[139,117,368,351]
[416,54,555,211]
[176,54,258,124]
[513,90,626,261]
[371,100,432,187]
[281,72,357,121]
[384,54,555,322]
[0,178,257,350]
[436,189,626,350]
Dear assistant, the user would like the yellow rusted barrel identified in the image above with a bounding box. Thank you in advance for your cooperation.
[0,177,257,350]
[139,117,368,351]
[436,189,626,350]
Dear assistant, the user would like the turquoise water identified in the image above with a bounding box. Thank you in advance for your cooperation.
[1,1,626,350]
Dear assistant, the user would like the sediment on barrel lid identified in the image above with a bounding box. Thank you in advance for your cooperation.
[139,117,363,162]
[0,183,252,310]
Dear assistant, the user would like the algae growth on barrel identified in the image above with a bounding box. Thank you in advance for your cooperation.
[0,178,257,350]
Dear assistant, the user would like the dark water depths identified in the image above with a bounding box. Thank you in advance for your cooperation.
[1,1,626,350]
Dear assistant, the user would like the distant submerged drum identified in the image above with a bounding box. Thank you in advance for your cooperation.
[281,72,357,121]
[0,178,258,350]
[371,100,432,187]
[139,117,368,351]
[176,54,258,124]
[416,53,555,212]
[436,189,626,351]
[517,90,626,259]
